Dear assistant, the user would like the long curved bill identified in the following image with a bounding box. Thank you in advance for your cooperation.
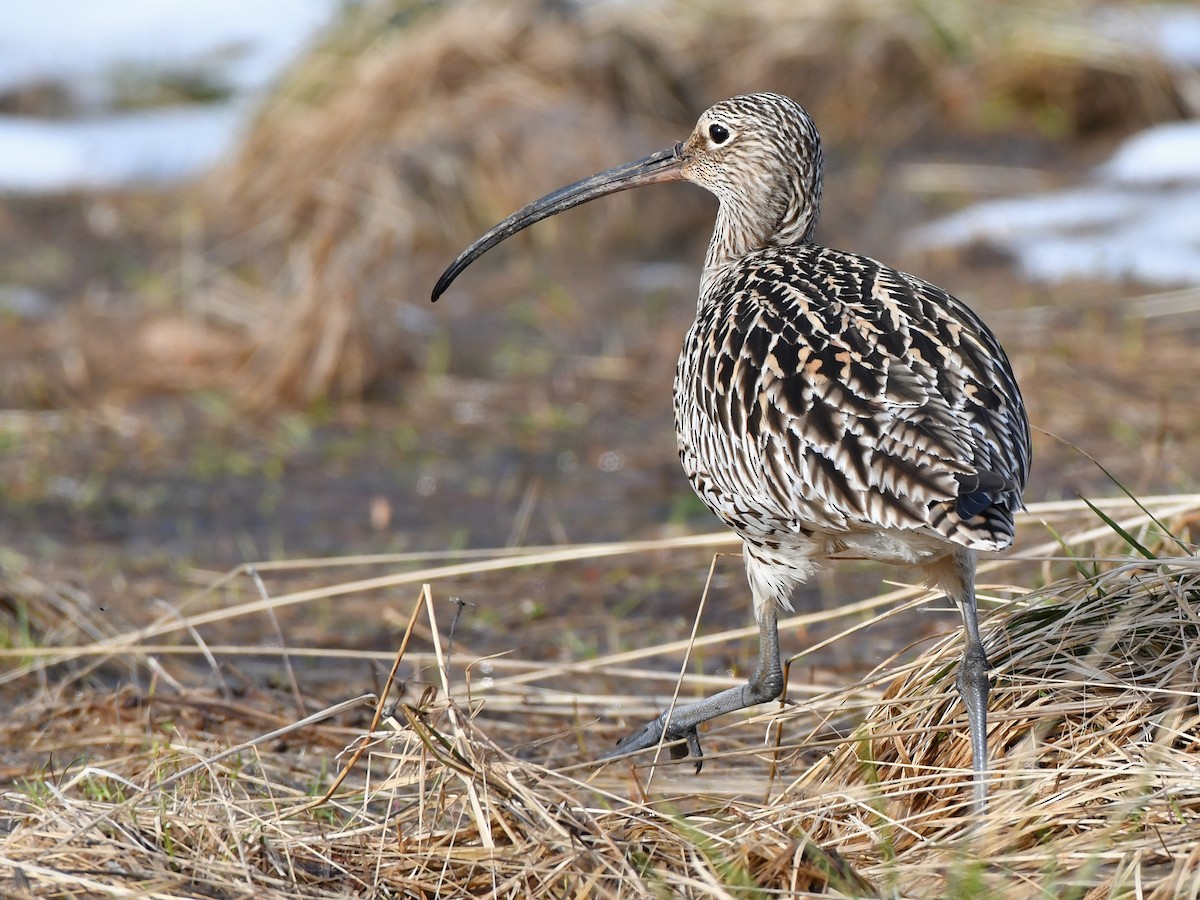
[432,145,684,301]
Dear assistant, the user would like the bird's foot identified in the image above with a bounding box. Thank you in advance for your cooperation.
[599,712,705,772]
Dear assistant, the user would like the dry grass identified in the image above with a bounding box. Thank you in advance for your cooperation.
[178,0,1189,405]
[5,4,1199,895]
[2,495,1198,897]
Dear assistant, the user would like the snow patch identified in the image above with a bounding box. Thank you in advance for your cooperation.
[0,0,346,192]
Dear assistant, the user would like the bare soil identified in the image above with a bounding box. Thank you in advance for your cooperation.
[3,135,1198,709]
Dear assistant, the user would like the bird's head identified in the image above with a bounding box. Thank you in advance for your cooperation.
[432,92,824,301]
[679,93,823,249]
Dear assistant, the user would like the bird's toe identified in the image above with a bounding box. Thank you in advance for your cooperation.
[599,714,704,771]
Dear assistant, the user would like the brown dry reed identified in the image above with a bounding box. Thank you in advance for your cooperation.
[2,494,1198,897]
[186,0,1187,405]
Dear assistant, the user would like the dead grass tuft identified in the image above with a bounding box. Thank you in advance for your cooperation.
[182,0,1188,405]
[3,496,1199,895]
[793,553,1200,874]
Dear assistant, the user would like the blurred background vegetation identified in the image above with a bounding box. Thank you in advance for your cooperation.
[4,6,1199,893]
[1,0,1197,648]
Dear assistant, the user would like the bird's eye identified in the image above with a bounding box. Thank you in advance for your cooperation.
[708,123,730,145]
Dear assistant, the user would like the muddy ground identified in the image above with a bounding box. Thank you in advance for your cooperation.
[1,91,1198,753]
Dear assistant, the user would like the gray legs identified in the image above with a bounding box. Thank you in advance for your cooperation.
[602,546,993,821]
[956,591,991,816]
[931,549,991,816]
[600,603,784,771]
[957,639,991,816]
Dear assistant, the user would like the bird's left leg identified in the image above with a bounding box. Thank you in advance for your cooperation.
[599,604,783,770]
[599,545,800,770]
[928,549,991,816]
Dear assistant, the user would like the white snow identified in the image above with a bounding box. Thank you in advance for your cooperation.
[0,0,338,100]
[913,6,1200,288]
[0,106,247,192]
[0,0,346,192]
[1102,121,1200,184]
[1098,5,1200,67]
[914,121,1200,287]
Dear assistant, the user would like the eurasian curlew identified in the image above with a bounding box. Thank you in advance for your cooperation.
[433,92,1031,814]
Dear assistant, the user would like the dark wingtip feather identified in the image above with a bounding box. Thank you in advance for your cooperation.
[954,471,1017,519]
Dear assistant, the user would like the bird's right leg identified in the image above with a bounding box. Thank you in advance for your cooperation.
[928,549,991,817]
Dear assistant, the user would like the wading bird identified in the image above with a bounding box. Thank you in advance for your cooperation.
[432,93,1030,813]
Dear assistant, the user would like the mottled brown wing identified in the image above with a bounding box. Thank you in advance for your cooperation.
[677,246,1030,551]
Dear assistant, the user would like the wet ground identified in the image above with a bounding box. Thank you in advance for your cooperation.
[2,131,1199,722]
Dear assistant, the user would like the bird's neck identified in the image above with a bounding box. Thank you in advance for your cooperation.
[700,198,818,298]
